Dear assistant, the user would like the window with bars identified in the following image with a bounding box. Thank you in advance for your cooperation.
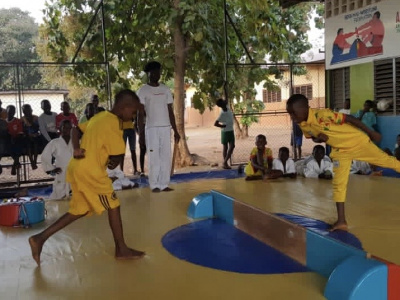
[262,89,282,103]
[293,84,313,100]
[374,58,399,115]
[330,67,350,111]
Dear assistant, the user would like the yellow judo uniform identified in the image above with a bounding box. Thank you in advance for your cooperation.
[299,108,400,202]
[67,111,125,215]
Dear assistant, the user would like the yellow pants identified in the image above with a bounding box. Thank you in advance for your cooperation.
[68,183,120,216]
[330,141,400,202]
[244,163,263,177]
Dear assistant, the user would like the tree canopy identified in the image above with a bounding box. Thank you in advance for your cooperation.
[0,8,42,89]
[39,0,324,165]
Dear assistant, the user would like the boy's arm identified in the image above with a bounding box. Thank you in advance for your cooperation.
[345,114,381,142]
[38,116,51,142]
[214,120,226,128]
[168,103,180,143]
[71,126,85,158]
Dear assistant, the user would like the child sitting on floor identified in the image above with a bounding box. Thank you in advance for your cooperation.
[107,165,139,190]
[303,145,333,179]
[41,120,73,200]
[244,134,273,180]
[268,147,296,179]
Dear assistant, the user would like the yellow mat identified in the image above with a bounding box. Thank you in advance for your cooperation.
[1,175,399,300]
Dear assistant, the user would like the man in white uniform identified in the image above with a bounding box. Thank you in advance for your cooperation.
[41,120,73,200]
[137,61,180,193]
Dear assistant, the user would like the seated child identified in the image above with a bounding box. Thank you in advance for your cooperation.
[107,165,139,190]
[303,145,333,179]
[21,104,41,170]
[244,134,273,180]
[350,160,372,175]
[269,147,296,179]
[41,120,73,200]
[6,105,25,175]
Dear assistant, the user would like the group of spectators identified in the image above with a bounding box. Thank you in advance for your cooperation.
[0,95,103,176]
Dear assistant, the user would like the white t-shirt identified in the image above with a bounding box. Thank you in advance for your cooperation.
[339,108,350,115]
[272,158,296,174]
[217,109,234,132]
[137,84,173,128]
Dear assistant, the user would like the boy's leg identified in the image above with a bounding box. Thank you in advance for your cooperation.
[330,154,352,231]
[29,212,86,266]
[223,132,235,168]
[107,206,145,259]
[355,142,400,172]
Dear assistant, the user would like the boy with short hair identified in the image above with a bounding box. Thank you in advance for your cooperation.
[41,119,73,200]
[6,105,24,175]
[303,145,333,179]
[286,93,400,231]
[214,98,235,169]
[270,147,296,179]
[38,99,58,145]
[29,89,145,266]
[244,134,273,180]
[21,104,41,170]
[56,101,78,128]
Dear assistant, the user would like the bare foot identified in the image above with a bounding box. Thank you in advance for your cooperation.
[152,188,161,193]
[222,164,231,170]
[162,187,174,192]
[29,235,44,266]
[329,221,348,232]
[115,247,145,260]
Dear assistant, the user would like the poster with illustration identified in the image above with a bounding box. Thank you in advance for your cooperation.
[325,0,400,70]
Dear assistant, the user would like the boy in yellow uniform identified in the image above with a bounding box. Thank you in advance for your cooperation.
[287,94,400,231]
[29,89,145,266]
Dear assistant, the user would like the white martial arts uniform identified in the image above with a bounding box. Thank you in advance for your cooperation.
[350,160,372,175]
[138,83,173,190]
[107,166,136,190]
[302,155,334,178]
[41,137,73,200]
[272,158,296,174]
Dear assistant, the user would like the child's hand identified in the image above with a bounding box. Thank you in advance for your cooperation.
[368,131,381,143]
[73,148,86,159]
[107,155,123,170]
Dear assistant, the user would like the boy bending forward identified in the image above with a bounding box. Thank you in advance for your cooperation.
[29,90,145,265]
[286,94,400,231]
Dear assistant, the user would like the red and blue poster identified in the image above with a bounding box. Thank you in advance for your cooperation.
[325,0,400,70]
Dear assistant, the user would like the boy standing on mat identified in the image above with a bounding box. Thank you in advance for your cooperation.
[29,89,145,266]
[286,94,400,231]
[214,99,235,169]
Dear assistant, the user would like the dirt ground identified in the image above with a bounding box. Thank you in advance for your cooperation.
[0,125,317,185]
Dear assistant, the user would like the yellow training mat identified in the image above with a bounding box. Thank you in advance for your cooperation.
[1,175,400,299]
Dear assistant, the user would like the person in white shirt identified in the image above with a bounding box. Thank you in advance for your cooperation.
[303,145,333,179]
[338,99,351,115]
[41,120,73,200]
[137,61,180,193]
[214,99,235,169]
[107,166,139,190]
[38,99,58,145]
[270,147,296,179]
[350,160,372,175]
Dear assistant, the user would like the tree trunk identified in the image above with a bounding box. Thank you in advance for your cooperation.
[173,0,194,167]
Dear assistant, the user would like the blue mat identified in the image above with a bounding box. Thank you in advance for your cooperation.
[133,169,244,187]
[162,218,308,274]
[162,215,363,274]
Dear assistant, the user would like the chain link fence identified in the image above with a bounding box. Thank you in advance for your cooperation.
[0,62,108,187]
[228,62,326,164]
